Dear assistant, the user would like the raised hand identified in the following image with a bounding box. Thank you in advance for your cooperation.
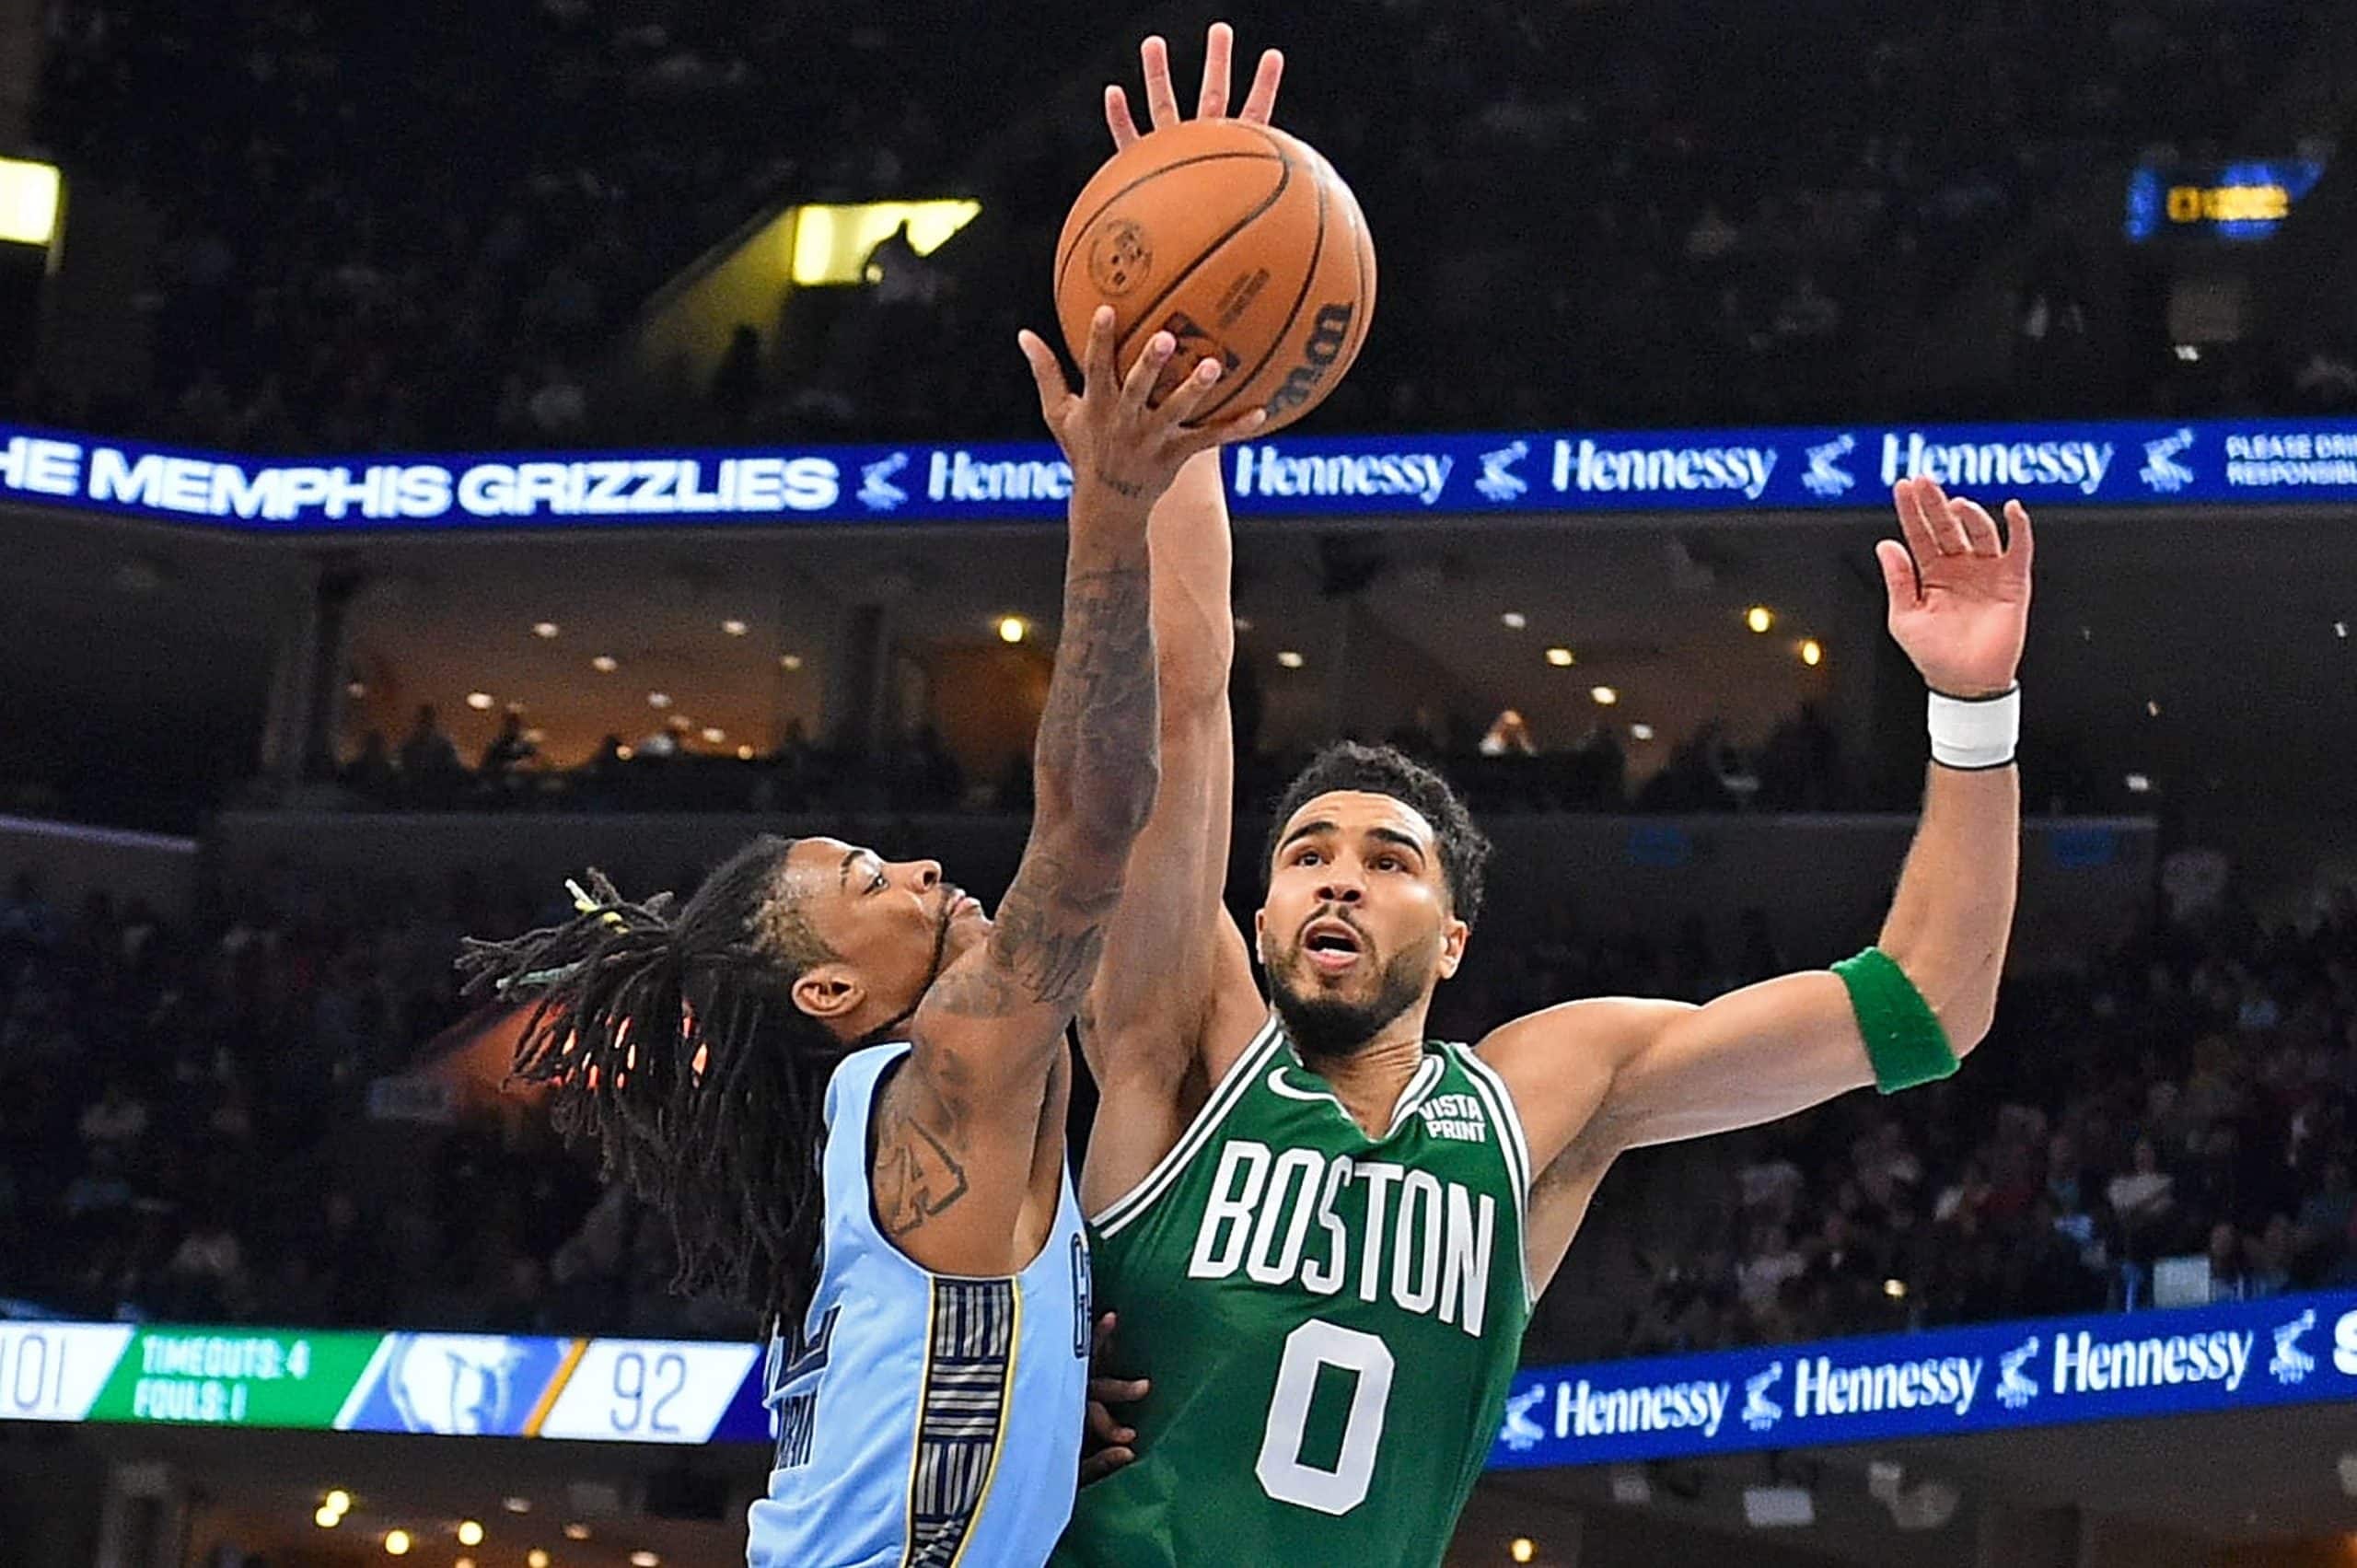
[1106,22,1284,150]
[1875,476,2035,699]
[1018,306,1266,512]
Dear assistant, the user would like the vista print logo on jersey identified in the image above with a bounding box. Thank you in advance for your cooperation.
[2140,428,2197,494]
[859,452,911,511]
[1476,441,1531,503]
[1803,434,1858,498]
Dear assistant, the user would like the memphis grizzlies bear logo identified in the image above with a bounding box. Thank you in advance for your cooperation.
[345,1334,566,1435]
[859,453,911,512]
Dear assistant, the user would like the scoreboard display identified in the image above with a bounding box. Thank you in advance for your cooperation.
[2126,158,2326,242]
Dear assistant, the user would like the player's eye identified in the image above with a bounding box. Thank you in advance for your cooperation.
[1295,849,1322,866]
[868,868,888,894]
[1374,855,1403,873]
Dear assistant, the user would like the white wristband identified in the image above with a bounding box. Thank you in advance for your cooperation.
[1927,685,2019,770]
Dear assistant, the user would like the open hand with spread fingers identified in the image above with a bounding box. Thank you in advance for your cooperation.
[1106,22,1284,152]
[1018,306,1266,516]
[1875,476,2035,700]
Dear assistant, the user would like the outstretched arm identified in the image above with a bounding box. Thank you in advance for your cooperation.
[1483,478,2031,1289]
[1075,27,1286,1214]
[875,308,1258,1271]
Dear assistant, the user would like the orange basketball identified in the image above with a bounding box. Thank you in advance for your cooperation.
[1053,118,1376,433]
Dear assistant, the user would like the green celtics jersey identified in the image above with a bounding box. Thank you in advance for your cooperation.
[1054,1017,1534,1568]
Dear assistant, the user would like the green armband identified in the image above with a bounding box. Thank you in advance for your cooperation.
[1832,947,1959,1094]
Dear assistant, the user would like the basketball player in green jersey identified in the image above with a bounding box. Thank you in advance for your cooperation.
[1051,34,2037,1568]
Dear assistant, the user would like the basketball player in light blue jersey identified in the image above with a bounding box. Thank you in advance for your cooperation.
[460,299,1268,1565]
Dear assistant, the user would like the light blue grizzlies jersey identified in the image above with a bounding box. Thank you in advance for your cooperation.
[748,1042,1092,1568]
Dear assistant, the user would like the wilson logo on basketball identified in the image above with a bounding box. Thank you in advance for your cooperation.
[1262,303,1356,421]
[1086,220,1152,296]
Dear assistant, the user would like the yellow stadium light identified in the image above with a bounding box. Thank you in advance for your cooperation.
[1747,606,1774,634]
[0,158,62,248]
[789,200,982,285]
[383,1530,411,1556]
[1800,638,1824,668]
[324,1491,353,1516]
[997,616,1028,645]
[1511,1540,1537,1563]
[1277,650,1306,669]
[528,1553,552,1568]
[315,1507,342,1529]
[458,1520,484,1547]
[1544,647,1574,668]
[1590,686,1619,706]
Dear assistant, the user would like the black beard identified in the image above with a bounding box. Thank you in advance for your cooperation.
[1269,945,1428,1058]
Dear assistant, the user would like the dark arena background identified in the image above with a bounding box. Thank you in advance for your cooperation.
[6,2,2357,1565]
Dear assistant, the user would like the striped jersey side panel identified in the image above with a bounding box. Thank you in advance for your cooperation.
[902,1278,1019,1567]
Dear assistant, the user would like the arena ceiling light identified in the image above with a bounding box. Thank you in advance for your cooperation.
[1590,686,1619,705]
[457,1520,484,1546]
[997,616,1029,645]
[790,200,982,285]
[721,619,749,637]
[563,1523,593,1541]
[1747,606,1774,633]
[1276,650,1306,669]
[1630,724,1655,741]
[1545,646,1574,668]
[591,656,619,673]
[1800,638,1823,668]
[532,621,560,639]
[1509,1539,1536,1563]
[383,1531,412,1557]
[631,1554,663,1568]
[778,653,804,670]
[502,1498,532,1515]
[528,1552,552,1568]
[0,157,62,248]
[465,691,495,711]
[1500,611,1527,630]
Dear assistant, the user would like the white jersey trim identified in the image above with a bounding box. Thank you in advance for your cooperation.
[1093,1016,1284,1238]
[1452,1043,1537,1311]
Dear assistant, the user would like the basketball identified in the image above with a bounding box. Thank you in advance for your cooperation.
[1053,117,1376,433]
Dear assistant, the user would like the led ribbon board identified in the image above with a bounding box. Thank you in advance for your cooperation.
[7,418,2357,532]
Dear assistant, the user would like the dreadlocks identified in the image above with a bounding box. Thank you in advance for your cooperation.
[456,835,848,1338]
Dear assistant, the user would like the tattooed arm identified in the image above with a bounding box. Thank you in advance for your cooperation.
[868,308,1263,1265]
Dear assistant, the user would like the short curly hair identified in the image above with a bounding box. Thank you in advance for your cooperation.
[1263,742,1492,928]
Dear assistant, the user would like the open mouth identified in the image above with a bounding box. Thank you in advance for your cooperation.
[1301,917,1364,973]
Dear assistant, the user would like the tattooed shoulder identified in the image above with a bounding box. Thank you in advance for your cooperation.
[871,1069,970,1239]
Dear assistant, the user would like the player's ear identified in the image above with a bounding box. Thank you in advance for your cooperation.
[1434,916,1469,981]
[791,963,865,1024]
[1252,907,1269,970]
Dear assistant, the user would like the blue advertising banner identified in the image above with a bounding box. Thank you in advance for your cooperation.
[1489,1289,2357,1471]
[5,416,2357,532]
